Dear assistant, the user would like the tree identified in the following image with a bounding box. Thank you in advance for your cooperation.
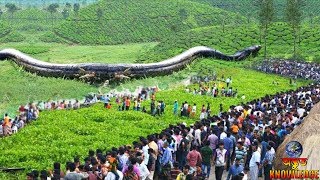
[5,3,19,19]
[73,3,80,16]
[62,8,70,19]
[255,0,274,59]
[179,9,188,21]
[0,9,3,19]
[285,0,305,58]
[47,3,59,27]
[96,8,103,21]
[47,3,59,15]
[66,3,72,9]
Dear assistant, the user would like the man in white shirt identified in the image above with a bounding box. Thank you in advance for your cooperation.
[249,145,261,180]
[105,170,123,180]
[194,125,202,147]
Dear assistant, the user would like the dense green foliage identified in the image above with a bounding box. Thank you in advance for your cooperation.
[0,0,97,7]
[0,31,25,43]
[54,0,246,45]
[192,0,320,22]
[138,23,320,62]
[0,22,11,37]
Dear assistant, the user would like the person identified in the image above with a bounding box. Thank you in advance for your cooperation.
[147,148,156,180]
[177,133,190,170]
[3,113,12,136]
[200,141,213,178]
[234,141,247,166]
[176,165,191,180]
[186,146,202,172]
[214,142,227,180]
[223,132,234,170]
[104,95,110,108]
[207,130,219,152]
[64,163,86,180]
[262,145,275,180]
[191,104,196,118]
[105,169,124,180]
[227,157,244,180]
[123,165,139,180]
[249,144,260,180]
[125,97,131,111]
[170,162,181,179]
[173,101,179,115]
[50,162,65,179]
[226,77,231,87]
[160,142,172,179]
[137,157,150,180]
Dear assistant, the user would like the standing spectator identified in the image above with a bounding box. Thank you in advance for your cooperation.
[191,104,197,118]
[160,142,172,179]
[227,158,244,180]
[186,146,202,172]
[200,141,213,178]
[234,141,247,166]
[173,101,179,115]
[249,144,261,180]
[214,142,227,180]
[262,145,275,180]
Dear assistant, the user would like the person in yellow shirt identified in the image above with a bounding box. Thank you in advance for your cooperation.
[176,165,192,180]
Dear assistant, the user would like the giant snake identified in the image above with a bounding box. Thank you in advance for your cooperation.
[0,45,261,81]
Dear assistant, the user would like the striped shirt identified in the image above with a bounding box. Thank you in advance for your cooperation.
[235,147,247,165]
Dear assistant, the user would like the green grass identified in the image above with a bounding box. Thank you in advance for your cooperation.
[54,0,246,45]
[0,59,310,179]
[0,42,158,64]
[0,61,97,115]
[191,0,320,22]
[138,22,320,63]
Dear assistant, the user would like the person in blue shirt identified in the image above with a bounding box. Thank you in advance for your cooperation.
[227,158,244,180]
[160,142,172,166]
[223,132,234,170]
[160,142,172,179]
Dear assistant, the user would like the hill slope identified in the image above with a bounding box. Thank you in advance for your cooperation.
[54,0,246,45]
[138,22,320,62]
[191,0,320,22]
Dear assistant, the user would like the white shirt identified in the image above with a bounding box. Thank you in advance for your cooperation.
[215,148,227,166]
[220,132,227,140]
[104,170,123,180]
[192,106,196,113]
[137,163,150,180]
[142,145,149,165]
[194,129,202,146]
[249,151,261,167]
[297,108,305,117]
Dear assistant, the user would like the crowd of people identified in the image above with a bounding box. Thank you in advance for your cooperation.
[3,61,320,180]
[23,82,320,179]
[0,86,160,137]
[255,59,320,82]
[188,76,237,98]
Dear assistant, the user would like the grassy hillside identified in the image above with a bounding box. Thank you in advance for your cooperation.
[138,22,320,63]
[54,0,246,45]
[0,22,11,37]
[192,0,320,22]
[0,60,309,179]
[0,0,97,7]
[0,42,157,64]
[0,61,97,115]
